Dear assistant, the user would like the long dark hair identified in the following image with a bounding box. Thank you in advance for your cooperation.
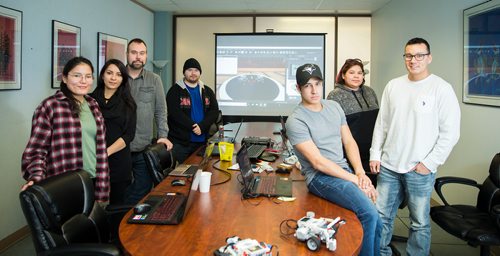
[97,59,137,113]
[60,56,94,116]
[336,58,366,86]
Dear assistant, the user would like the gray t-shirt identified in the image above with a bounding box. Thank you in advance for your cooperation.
[286,100,348,184]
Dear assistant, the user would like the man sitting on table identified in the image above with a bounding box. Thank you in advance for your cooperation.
[286,63,382,256]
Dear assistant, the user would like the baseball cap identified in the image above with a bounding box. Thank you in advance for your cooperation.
[296,63,323,86]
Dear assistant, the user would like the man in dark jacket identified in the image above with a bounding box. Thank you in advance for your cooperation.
[166,58,219,163]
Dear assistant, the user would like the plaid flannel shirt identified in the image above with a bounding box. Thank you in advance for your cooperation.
[22,90,110,201]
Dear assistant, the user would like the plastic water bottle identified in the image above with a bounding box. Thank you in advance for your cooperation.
[218,125,224,140]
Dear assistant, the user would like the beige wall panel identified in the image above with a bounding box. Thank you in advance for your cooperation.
[337,17,371,87]
[175,17,253,88]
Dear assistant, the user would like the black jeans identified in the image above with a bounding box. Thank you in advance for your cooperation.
[172,141,205,164]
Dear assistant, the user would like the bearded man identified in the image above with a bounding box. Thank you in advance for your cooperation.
[124,38,172,204]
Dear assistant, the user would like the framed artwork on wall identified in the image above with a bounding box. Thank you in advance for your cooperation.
[97,32,127,74]
[0,5,22,90]
[463,0,500,106]
[51,20,80,88]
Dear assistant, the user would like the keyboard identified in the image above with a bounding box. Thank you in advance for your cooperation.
[149,195,185,223]
[246,144,266,159]
[256,176,277,194]
[175,165,190,173]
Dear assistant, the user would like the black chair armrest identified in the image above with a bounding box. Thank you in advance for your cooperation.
[434,176,481,206]
[492,205,500,214]
[40,243,121,256]
[491,205,500,230]
[105,204,134,221]
[105,204,134,214]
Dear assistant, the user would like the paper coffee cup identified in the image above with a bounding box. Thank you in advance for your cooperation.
[199,172,212,193]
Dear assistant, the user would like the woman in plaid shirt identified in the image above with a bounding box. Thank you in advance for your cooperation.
[21,57,110,202]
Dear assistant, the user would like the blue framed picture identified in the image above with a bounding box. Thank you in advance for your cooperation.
[463,0,500,106]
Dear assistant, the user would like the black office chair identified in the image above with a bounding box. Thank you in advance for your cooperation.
[143,143,176,186]
[19,170,127,256]
[208,110,223,137]
[431,153,500,256]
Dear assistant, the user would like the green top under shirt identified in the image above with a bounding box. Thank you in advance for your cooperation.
[80,100,97,178]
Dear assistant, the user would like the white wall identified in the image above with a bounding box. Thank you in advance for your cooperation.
[0,0,154,240]
[372,0,499,204]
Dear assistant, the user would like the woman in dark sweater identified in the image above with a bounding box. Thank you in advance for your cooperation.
[90,59,137,205]
[327,58,379,184]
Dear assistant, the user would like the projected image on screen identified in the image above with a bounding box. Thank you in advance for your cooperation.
[215,34,325,117]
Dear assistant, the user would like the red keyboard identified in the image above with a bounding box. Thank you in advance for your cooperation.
[149,195,185,222]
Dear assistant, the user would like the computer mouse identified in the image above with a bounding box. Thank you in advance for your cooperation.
[171,179,186,186]
[134,203,151,214]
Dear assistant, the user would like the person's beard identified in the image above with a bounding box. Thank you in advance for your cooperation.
[186,76,199,84]
[128,60,145,70]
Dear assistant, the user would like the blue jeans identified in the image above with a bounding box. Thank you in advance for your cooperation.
[308,171,382,256]
[124,152,153,204]
[376,166,435,256]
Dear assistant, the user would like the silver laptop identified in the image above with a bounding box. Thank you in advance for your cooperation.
[169,142,214,177]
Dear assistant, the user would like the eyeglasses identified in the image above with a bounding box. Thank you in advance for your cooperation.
[69,73,94,81]
[403,53,430,61]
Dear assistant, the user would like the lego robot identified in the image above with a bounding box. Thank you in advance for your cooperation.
[214,236,272,256]
[294,212,345,252]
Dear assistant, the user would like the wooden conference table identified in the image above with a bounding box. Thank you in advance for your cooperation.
[119,122,362,255]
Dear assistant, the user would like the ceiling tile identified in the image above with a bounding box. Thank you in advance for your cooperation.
[134,0,392,13]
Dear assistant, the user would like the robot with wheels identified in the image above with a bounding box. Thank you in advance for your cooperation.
[294,211,345,252]
[214,236,272,256]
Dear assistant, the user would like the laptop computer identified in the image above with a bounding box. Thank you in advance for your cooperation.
[209,120,243,145]
[197,142,221,157]
[128,169,202,225]
[198,121,243,157]
[237,144,293,198]
[241,136,271,160]
[170,142,214,177]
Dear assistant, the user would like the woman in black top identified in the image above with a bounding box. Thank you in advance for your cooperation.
[90,59,137,205]
[327,59,379,185]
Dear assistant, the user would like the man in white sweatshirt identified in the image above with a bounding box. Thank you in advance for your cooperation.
[369,37,461,256]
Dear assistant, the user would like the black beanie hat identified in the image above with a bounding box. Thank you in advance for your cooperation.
[183,58,202,74]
